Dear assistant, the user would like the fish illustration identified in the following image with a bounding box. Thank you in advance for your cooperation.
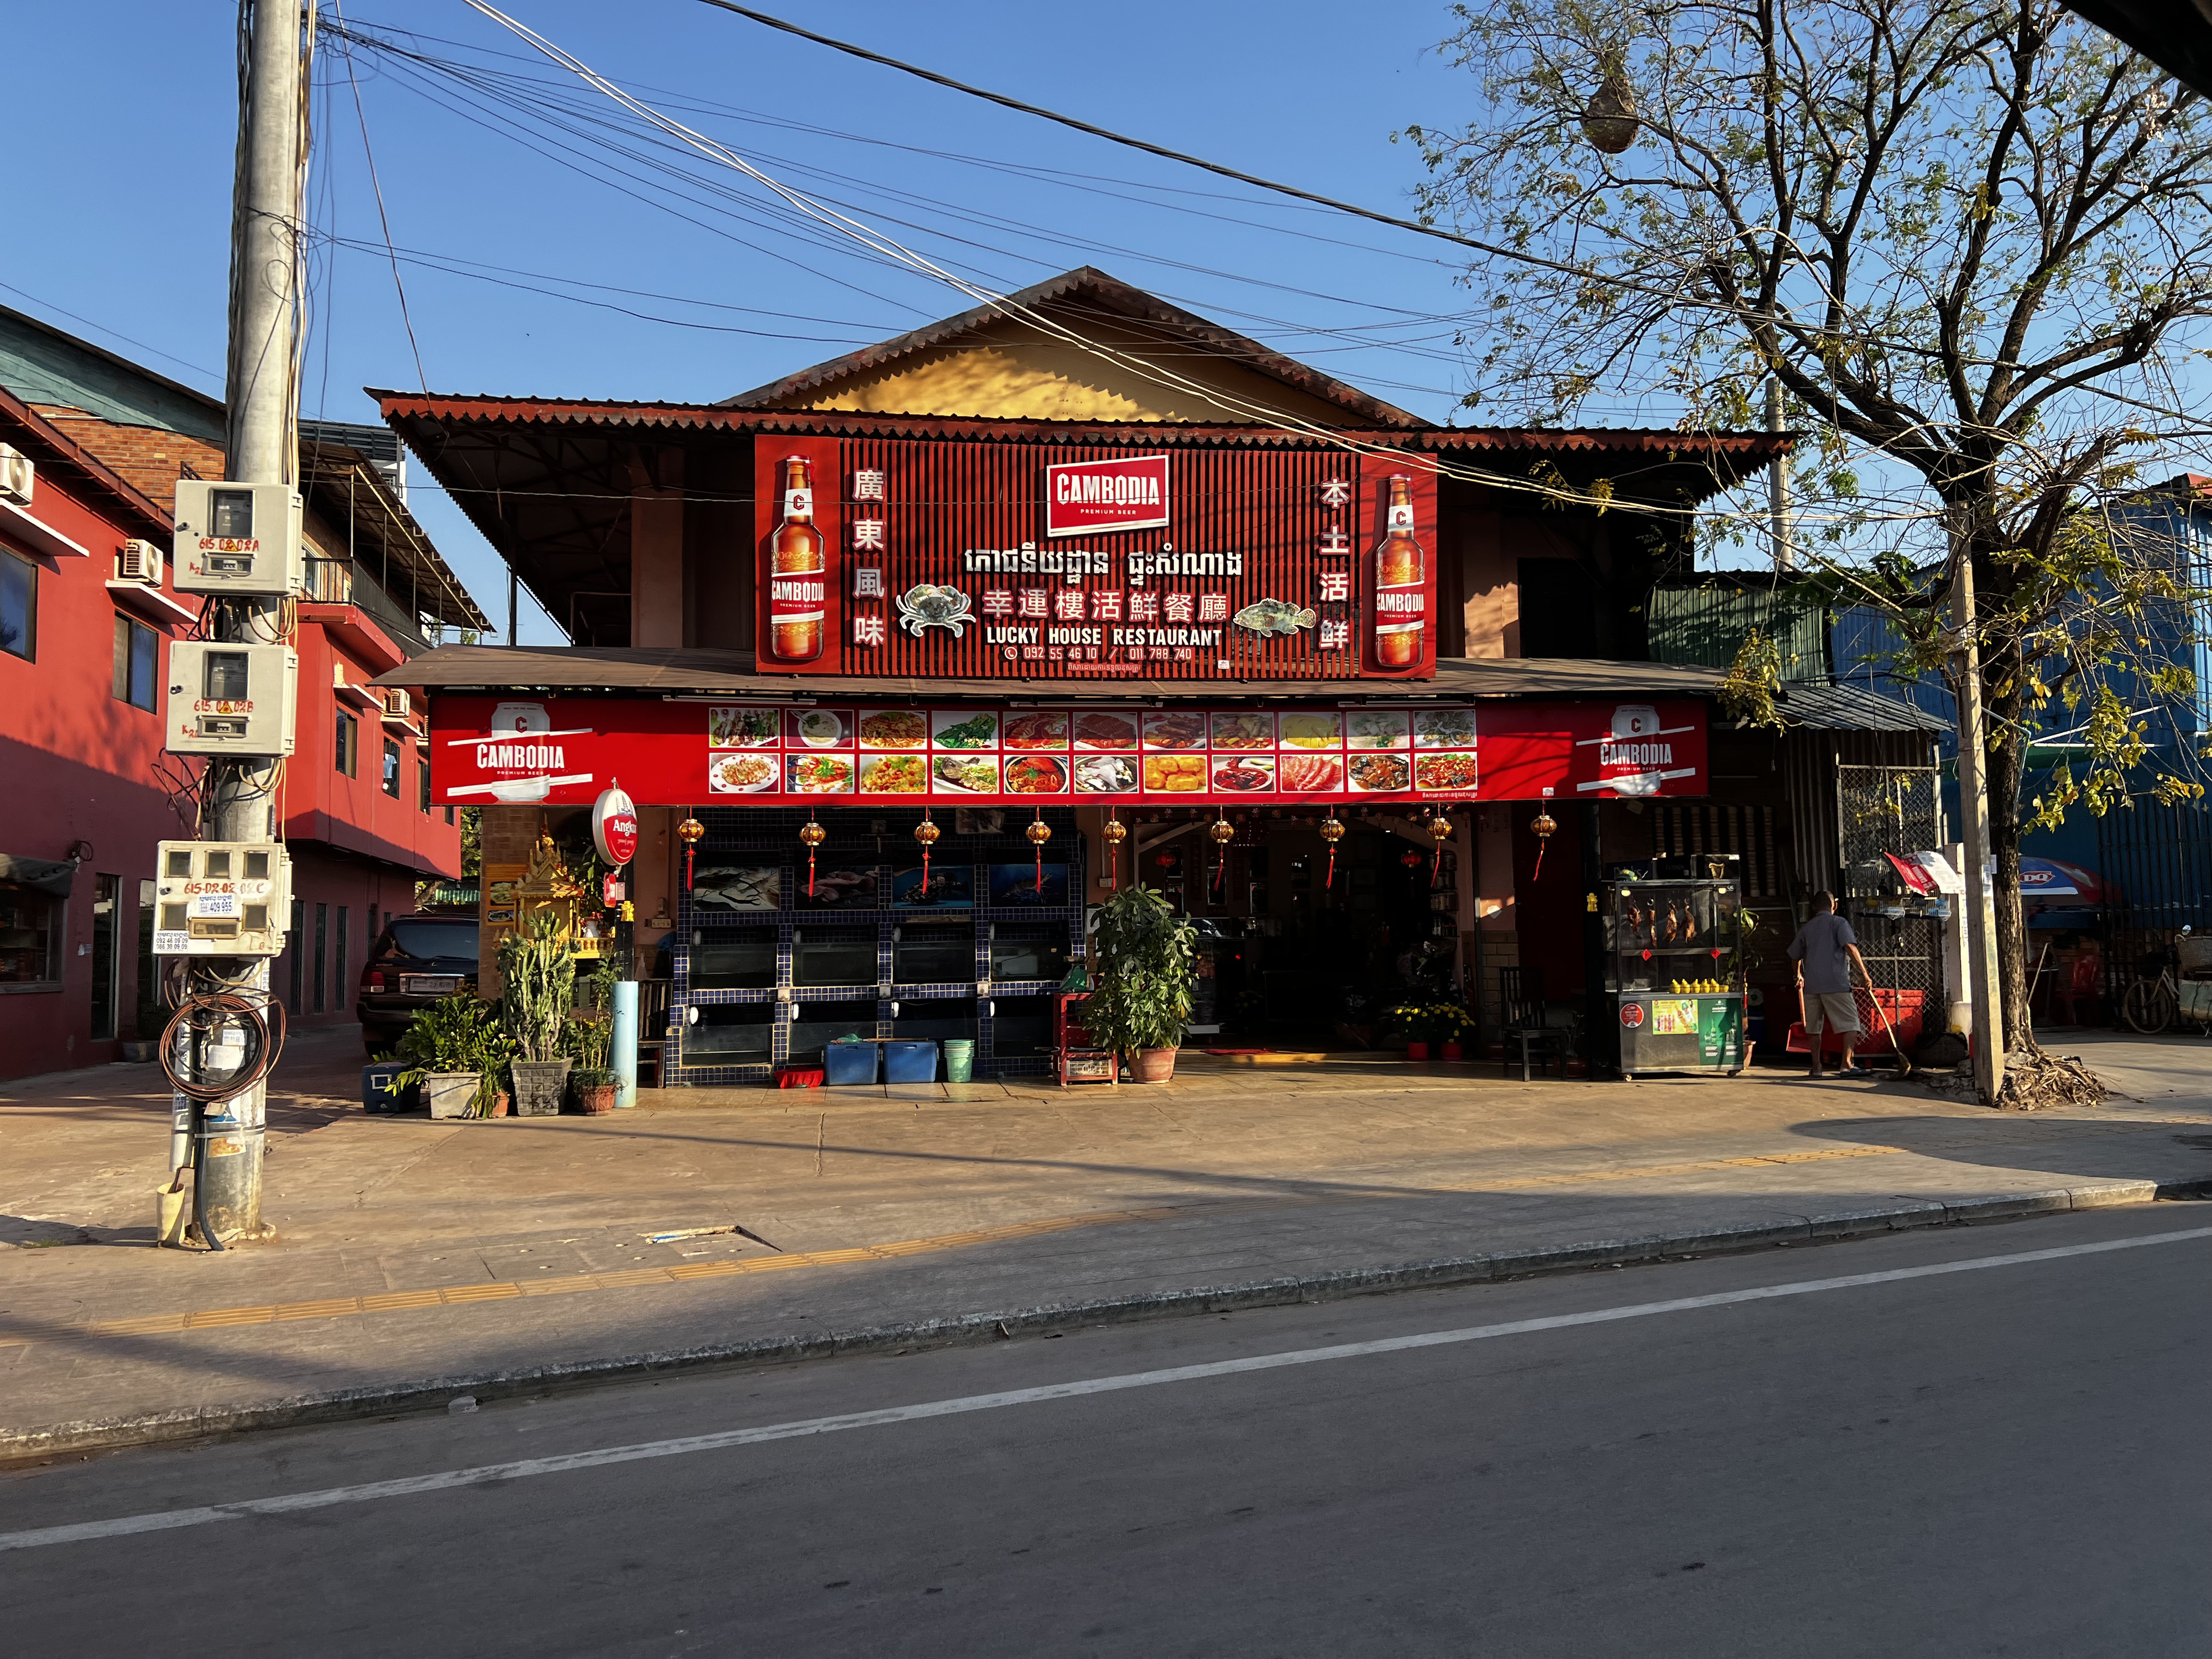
[1232,597,1318,637]
[895,583,974,638]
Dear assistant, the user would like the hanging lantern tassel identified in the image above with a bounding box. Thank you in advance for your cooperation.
[1319,814,1345,889]
[914,808,940,891]
[1427,812,1454,887]
[800,816,827,898]
[1102,810,1128,892]
[677,811,706,891]
[1530,808,1559,881]
[1027,808,1052,892]
[1209,812,1236,896]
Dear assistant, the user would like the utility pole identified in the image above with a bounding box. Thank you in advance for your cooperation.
[1767,378,1792,573]
[1950,554,2005,1104]
[197,0,310,1239]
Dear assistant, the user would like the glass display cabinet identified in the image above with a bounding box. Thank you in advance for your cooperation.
[1604,869,1748,1078]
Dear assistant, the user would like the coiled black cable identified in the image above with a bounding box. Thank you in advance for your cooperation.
[160,978,288,1253]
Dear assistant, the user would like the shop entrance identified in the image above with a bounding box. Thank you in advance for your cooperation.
[1123,807,1460,1048]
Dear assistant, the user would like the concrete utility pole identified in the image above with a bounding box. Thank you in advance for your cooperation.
[1767,378,1792,573]
[198,0,310,1238]
[1949,555,2005,1104]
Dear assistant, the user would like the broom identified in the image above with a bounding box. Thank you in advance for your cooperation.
[1865,973,1913,1078]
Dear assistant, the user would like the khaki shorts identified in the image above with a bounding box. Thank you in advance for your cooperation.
[1802,990,1861,1036]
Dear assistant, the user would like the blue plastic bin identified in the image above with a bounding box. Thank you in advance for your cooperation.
[823,1040,880,1086]
[882,1040,940,1084]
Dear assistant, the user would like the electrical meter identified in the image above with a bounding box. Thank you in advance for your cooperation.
[153,841,293,956]
[171,479,303,595]
[164,641,298,756]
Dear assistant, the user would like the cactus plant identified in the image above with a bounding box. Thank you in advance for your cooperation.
[500,909,576,1063]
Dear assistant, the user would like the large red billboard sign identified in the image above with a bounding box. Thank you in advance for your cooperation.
[754,437,1437,683]
[431,696,1706,808]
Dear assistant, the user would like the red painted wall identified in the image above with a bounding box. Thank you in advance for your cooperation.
[0,462,199,1077]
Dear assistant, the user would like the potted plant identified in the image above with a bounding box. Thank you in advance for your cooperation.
[502,909,576,1116]
[389,993,514,1119]
[562,966,616,1113]
[1431,1004,1477,1062]
[1083,885,1195,1083]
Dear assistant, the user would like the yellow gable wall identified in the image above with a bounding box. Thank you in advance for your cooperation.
[793,309,1361,426]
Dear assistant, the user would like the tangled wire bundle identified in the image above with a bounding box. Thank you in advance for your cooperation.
[160,989,288,1103]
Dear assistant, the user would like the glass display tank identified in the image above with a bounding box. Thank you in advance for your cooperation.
[1604,865,1749,1077]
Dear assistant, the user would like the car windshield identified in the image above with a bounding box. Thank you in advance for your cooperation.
[387,920,479,964]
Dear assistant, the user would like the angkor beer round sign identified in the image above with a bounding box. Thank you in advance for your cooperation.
[592,782,639,867]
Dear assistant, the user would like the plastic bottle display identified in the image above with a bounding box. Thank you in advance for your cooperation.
[768,455,827,662]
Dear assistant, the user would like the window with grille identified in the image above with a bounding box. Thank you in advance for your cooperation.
[1651,803,1783,898]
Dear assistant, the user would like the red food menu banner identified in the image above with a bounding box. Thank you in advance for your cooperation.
[430,696,1705,808]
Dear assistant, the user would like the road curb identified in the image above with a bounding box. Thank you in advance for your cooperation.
[6,1178,2206,1461]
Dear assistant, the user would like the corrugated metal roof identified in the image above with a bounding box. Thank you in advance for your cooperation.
[1776,680,1949,734]
[373,645,1733,703]
[719,266,1423,429]
[370,390,1790,465]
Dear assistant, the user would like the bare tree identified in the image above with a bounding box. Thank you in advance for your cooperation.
[1404,0,2212,1055]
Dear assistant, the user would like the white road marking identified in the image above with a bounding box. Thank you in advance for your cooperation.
[7,1224,2207,1553]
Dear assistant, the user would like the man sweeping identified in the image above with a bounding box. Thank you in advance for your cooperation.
[1787,891,1876,1079]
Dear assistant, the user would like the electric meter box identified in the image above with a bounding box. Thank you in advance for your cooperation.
[171,479,303,596]
[164,642,298,756]
[153,841,293,956]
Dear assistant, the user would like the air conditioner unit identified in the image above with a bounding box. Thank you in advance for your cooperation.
[379,687,417,726]
[164,641,298,757]
[171,478,302,596]
[0,445,33,507]
[153,841,293,957]
[116,539,164,585]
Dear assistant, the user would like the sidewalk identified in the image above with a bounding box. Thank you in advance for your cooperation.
[4,1026,2209,1456]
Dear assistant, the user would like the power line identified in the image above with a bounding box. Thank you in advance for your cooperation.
[692,1,1531,267]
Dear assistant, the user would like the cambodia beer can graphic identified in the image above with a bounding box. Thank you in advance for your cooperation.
[1582,703,1700,796]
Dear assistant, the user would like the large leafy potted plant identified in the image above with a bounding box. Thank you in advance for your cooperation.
[1084,885,1196,1083]
[562,958,617,1114]
[502,909,576,1117]
[390,993,514,1118]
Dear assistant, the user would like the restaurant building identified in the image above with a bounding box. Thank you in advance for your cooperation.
[374,268,1939,1081]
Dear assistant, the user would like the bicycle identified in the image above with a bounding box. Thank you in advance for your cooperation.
[2121,927,2203,1035]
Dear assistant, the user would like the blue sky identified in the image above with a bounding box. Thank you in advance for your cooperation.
[11,1,1514,643]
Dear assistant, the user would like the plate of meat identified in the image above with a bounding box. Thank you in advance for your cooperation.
[1072,711,1139,750]
[1141,711,1208,750]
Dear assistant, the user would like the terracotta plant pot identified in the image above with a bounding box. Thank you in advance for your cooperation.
[573,1081,617,1115]
[1131,1046,1178,1083]
[1441,1041,1465,1062]
[1406,1041,1431,1062]
[490,1093,510,1118]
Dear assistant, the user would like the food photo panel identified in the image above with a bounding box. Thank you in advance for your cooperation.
[707,705,780,749]
[1209,754,1276,793]
[1277,711,1344,750]
[931,754,1003,795]
[785,707,852,749]
[1001,754,1070,795]
[857,753,929,794]
[1071,709,1139,751]
[1346,752,1413,794]
[1209,711,1274,751]
[1072,753,1140,795]
[1000,709,1071,750]
[931,709,1000,750]
[785,752,857,794]
[1412,707,1478,750]
[857,708,928,750]
[1345,709,1409,751]
[707,751,780,794]
[1276,752,1345,795]
[1140,710,1208,751]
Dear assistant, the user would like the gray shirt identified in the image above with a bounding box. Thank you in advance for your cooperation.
[1788,912,1859,994]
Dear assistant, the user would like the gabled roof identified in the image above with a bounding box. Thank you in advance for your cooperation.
[717,266,1422,429]
[0,384,174,544]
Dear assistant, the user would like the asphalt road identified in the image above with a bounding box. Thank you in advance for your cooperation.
[6,1206,2208,1658]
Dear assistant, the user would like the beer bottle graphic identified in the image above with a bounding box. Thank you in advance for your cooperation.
[768,456,827,662]
[1371,474,1425,667]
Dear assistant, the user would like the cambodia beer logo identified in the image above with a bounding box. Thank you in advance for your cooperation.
[1044,455,1170,538]
[1591,703,1699,796]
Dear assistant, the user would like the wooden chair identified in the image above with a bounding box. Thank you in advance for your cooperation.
[1499,966,1571,1081]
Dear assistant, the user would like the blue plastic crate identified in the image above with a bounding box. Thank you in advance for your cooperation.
[882,1039,938,1084]
[823,1040,880,1086]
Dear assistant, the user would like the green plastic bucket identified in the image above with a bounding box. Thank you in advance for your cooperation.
[942,1039,975,1083]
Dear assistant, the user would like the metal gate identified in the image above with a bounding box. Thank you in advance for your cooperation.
[1835,764,1947,1022]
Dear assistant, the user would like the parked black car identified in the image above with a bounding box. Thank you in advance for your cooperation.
[357,912,482,1056]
